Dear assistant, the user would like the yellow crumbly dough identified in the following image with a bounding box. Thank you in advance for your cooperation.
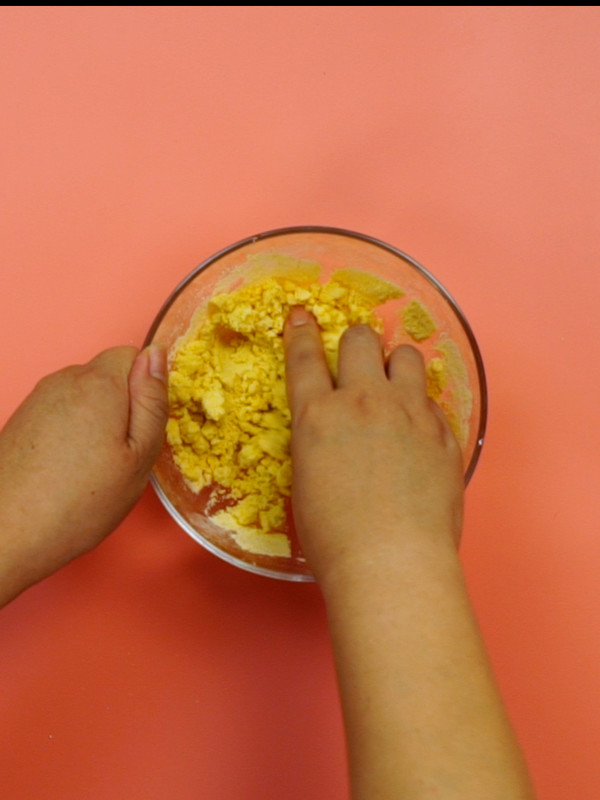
[402,299,437,342]
[166,265,402,557]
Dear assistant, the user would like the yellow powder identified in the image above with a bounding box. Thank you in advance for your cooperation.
[421,339,472,448]
[426,357,447,401]
[402,299,437,342]
[433,337,472,448]
[167,265,401,557]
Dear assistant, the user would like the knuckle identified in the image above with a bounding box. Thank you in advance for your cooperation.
[34,364,79,397]
[93,346,137,369]
[293,397,329,436]
[45,361,126,409]
[344,386,390,423]
[353,388,379,414]
[288,338,319,369]
[72,369,105,398]
[143,392,169,427]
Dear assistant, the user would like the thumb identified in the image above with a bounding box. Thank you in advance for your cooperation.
[127,345,169,467]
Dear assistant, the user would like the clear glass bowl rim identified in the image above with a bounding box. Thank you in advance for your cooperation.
[143,225,488,580]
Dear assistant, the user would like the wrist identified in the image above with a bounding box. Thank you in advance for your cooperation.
[0,505,73,607]
[316,528,461,609]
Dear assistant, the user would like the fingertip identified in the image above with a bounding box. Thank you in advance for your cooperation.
[387,343,428,400]
[391,343,424,360]
[284,306,317,343]
[286,305,313,327]
[387,343,425,374]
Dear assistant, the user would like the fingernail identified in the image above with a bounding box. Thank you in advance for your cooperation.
[287,306,310,327]
[147,345,167,382]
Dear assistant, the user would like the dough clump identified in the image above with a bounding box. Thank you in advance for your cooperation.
[167,264,401,557]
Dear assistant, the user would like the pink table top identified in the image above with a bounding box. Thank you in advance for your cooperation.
[1,8,599,799]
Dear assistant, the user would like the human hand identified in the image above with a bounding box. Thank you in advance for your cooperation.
[284,310,536,800]
[283,306,464,588]
[0,346,168,606]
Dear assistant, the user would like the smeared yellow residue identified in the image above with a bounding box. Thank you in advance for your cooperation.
[429,337,472,448]
[426,357,447,401]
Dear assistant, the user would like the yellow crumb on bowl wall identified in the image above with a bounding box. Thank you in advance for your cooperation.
[422,339,471,449]
[426,357,447,401]
[433,337,472,448]
[402,299,437,342]
[211,510,292,557]
[166,257,402,557]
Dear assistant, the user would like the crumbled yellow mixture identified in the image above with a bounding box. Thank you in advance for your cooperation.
[402,299,437,342]
[166,264,401,557]
[426,357,447,401]
[431,337,472,448]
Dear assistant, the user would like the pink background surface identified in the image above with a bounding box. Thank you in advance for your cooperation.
[1,7,599,799]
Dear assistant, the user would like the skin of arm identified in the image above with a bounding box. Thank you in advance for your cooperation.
[0,314,535,799]
[0,345,168,607]
[283,306,536,800]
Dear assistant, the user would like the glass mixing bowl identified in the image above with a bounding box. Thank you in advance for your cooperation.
[144,226,487,581]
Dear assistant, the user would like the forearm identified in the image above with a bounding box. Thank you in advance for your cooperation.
[321,537,536,800]
[0,530,33,608]
[0,506,75,608]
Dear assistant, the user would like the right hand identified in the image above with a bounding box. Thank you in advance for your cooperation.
[283,306,464,588]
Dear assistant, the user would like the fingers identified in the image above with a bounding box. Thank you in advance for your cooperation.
[283,307,333,417]
[284,311,434,425]
[337,325,385,388]
[386,345,428,407]
[127,345,169,465]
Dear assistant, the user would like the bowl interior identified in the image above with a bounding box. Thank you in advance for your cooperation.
[145,227,486,581]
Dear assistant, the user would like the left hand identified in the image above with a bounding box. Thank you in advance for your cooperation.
[0,345,168,606]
